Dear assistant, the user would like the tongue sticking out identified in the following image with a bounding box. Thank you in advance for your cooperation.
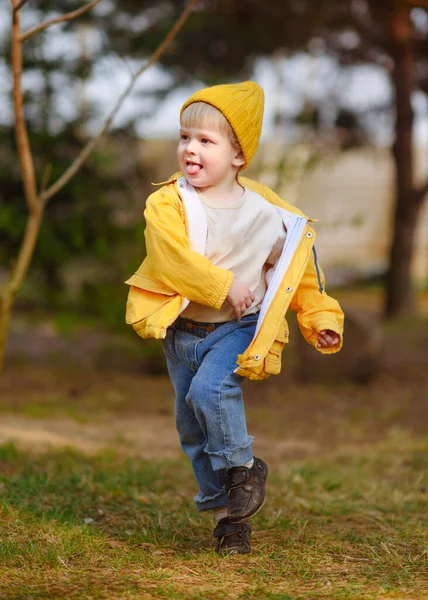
[186,163,202,176]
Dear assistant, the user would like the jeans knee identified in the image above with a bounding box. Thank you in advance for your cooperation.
[187,373,242,413]
[186,378,211,412]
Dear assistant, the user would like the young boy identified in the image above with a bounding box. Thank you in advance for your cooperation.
[125,81,344,555]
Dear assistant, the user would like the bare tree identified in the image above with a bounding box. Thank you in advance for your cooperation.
[385,1,428,315]
[0,0,197,375]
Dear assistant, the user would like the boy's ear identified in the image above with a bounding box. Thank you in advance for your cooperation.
[232,149,245,168]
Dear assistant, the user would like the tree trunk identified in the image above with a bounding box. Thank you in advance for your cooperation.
[385,192,420,316]
[0,208,44,374]
[385,4,421,317]
[0,292,13,372]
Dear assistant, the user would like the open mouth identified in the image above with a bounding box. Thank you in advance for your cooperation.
[186,161,203,175]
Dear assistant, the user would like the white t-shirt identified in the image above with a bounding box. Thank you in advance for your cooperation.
[181,187,287,323]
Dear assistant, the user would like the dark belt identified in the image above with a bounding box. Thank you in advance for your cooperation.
[172,316,229,337]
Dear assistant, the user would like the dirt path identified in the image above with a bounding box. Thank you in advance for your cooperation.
[0,414,181,458]
[0,366,323,463]
[1,353,427,465]
[0,412,323,465]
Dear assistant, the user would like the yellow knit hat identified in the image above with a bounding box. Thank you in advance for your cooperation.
[180,81,264,169]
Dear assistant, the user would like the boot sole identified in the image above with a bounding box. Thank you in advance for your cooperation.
[217,546,252,555]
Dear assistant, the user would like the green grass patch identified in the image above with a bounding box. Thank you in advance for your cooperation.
[0,439,427,599]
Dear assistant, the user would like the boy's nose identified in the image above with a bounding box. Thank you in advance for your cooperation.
[185,138,198,154]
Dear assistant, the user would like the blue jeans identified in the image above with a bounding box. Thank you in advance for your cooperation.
[162,313,258,512]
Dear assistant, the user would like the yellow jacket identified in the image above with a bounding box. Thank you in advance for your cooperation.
[125,173,344,380]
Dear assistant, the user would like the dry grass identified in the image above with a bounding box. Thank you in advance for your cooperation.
[0,430,427,599]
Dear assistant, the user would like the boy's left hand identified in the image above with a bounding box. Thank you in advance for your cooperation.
[317,329,341,349]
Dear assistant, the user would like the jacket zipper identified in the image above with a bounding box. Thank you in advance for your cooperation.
[234,226,314,370]
[254,211,307,337]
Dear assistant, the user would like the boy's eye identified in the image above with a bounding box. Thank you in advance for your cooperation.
[180,134,188,141]
[201,138,211,144]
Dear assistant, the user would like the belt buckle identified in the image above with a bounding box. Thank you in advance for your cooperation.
[185,321,214,333]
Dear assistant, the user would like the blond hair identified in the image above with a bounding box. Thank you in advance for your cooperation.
[180,102,241,150]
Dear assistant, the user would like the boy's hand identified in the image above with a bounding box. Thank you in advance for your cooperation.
[317,329,341,349]
[226,280,255,320]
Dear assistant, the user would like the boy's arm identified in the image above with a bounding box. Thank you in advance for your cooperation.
[144,188,233,308]
[289,250,344,354]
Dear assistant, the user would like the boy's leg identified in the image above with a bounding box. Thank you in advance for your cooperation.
[185,315,267,519]
[187,327,254,473]
[162,329,228,511]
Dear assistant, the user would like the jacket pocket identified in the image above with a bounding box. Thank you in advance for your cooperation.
[264,319,289,375]
[125,272,175,296]
[125,285,175,326]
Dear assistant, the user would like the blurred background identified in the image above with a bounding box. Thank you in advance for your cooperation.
[1,6,427,596]
[0,0,427,398]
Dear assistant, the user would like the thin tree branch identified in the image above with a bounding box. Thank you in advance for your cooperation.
[9,6,44,297]
[41,0,198,205]
[133,0,197,79]
[20,0,103,42]
[11,5,39,214]
[8,213,44,295]
[39,164,52,195]
[13,0,29,14]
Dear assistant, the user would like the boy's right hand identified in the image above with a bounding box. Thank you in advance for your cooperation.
[226,280,255,320]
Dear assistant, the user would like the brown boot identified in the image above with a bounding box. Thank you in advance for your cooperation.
[225,457,268,523]
[213,519,252,555]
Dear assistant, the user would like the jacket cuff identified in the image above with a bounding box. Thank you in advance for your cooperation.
[309,320,343,354]
[211,271,234,309]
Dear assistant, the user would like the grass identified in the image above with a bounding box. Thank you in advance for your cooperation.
[1,435,427,600]
[1,293,427,598]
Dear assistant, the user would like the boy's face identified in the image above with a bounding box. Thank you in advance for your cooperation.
[177,122,244,190]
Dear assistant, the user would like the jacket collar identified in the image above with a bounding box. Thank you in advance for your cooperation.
[152,172,316,222]
[151,172,182,186]
[152,172,249,187]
